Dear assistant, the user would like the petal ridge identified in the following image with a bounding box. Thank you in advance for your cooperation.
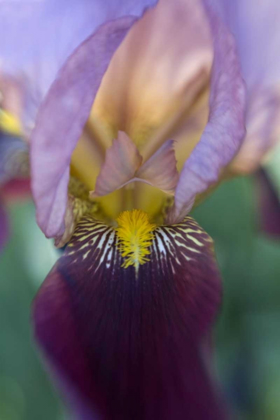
[169,3,246,223]
[31,17,139,238]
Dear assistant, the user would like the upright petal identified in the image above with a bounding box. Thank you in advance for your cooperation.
[92,0,213,153]
[91,137,179,197]
[31,1,158,239]
[136,139,179,194]
[0,0,158,100]
[217,0,280,173]
[90,131,142,198]
[34,215,225,419]
[169,1,246,223]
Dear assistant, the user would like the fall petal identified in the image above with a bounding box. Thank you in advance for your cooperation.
[34,216,225,419]
[169,2,246,223]
[31,16,143,238]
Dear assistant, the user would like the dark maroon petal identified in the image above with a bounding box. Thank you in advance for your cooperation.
[0,199,9,251]
[2,178,31,200]
[33,216,225,419]
[256,169,280,237]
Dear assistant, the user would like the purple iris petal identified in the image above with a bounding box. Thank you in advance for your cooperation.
[217,0,280,173]
[0,0,158,98]
[30,2,158,239]
[34,216,225,419]
[218,0,280,87]
[170,0,246,222]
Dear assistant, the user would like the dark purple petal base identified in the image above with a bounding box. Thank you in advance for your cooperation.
[256,169,280,237]
[33,216,225,419]
[0,199,9,250]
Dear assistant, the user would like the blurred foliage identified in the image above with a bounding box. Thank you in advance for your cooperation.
[0,203,62,420]
[193,176,280,420]
[0,175,280,419]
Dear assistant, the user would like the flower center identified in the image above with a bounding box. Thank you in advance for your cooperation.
[116,209,156,269]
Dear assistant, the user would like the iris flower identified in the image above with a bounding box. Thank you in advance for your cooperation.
[0,75,30,250]
[1,0,280,418]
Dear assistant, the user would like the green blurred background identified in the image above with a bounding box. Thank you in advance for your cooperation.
[1,173,280,419]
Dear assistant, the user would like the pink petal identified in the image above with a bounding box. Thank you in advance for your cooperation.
[90,131,142,198]
[169,2,246,223]
[92,0,213,151]
[136,140,179,194]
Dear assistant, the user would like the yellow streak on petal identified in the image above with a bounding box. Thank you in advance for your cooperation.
[70,131,103,190]
[116,209,156,269]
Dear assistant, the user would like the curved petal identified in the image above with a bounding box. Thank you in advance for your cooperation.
[169,2,246,223]
[136,139,179,194]
[31,10,156,239]
[218,0,280,174]
[91,136,179,198]
[0,199,8,251]
[217,0,280,87]
[33,215,225,419]
[90,131,142,198]
[92,0,213,153]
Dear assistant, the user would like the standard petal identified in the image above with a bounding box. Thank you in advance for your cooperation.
[91,0,213,153]
[31,14,149,239]
[231,89,280,174]
[217,0,280,88]
[91,137,179,198]
[215,1,280,174]
[90,132,142,198]
[0,0,158,100]
[169,2,246,223]
[33,215,225,419]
